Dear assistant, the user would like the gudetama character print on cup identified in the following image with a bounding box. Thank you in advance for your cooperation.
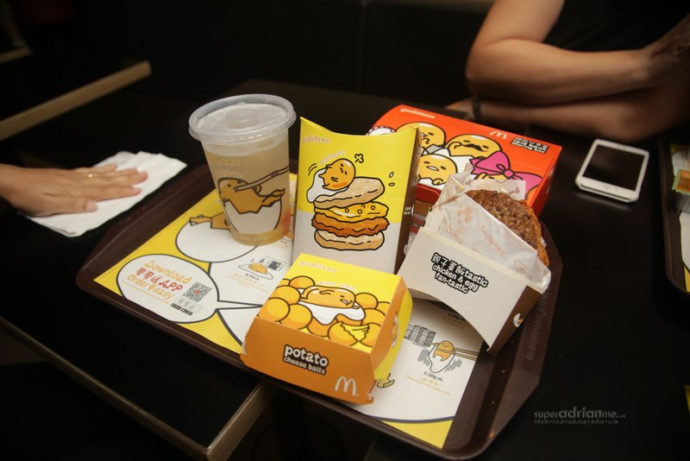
[189,94,296,246]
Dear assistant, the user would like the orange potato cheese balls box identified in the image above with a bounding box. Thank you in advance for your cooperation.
[240,253,412,404]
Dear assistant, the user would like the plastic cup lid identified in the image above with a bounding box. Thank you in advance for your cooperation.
[188,94,296,144]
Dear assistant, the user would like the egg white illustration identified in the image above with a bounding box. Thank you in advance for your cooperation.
[176,220,255,263]
[307,169,345,203]
[301,300,365,325]
[428,343,456,373]
[225,199,281,234]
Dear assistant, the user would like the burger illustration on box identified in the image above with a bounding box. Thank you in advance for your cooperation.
[293,118,420,273]
[308,158,390,251]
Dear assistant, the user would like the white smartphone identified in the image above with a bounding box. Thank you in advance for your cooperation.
[575,138,649,203]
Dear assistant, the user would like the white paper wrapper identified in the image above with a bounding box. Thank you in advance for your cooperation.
[397,171,553,353]
[426,171,551,293]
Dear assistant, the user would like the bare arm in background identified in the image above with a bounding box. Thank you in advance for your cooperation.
[449,0,690,142]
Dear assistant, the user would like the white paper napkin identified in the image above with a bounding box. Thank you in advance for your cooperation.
[28,151,186,237]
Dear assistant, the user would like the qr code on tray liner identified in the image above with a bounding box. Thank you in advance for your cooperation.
[183,282,212,302]
[169,282,212,316]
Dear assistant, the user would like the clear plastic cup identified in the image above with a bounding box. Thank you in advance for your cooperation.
[189,94,296,245]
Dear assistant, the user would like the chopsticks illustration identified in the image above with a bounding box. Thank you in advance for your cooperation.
[233,166,290,191]
[452,347,479,360]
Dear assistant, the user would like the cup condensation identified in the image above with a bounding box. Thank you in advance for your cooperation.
[189,94,296,245]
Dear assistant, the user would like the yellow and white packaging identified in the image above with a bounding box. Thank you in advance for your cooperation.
[292,118,420,273]
[398,174,551,353]
[240,253,413,404]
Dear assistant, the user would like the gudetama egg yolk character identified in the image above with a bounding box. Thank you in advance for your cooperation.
[319,159,355,190]
[446,134,500,158]
[398,122,445,148]
[302,285,356,308]
[418,154,457,185]
[433,340,455,360]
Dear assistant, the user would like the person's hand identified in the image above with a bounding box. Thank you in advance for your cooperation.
[644,14,690,85]
[0,163,148,216]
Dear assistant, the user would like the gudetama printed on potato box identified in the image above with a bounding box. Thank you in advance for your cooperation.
[241,253,412,404]
[293,118,419,273]
[259,274,390,350]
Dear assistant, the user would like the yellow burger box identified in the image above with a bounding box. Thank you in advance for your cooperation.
[240,253,412,404]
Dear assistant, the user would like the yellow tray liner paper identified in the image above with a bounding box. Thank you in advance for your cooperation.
[95,184,295,354]
[94,159,482,449]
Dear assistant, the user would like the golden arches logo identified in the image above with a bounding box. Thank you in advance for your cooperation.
[489,130,509,139]
[334,376,358,396]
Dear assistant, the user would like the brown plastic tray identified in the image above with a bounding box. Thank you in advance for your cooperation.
[658,138,690,296]
[77,164,563,459]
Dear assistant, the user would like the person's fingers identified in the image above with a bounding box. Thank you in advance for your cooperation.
[84,199,98,211]
[23,195,97,216]
[73,164,117,178]
[104,169,148,185]
[93,163,119,172]
[83,170,147,188]
[74,166,147,184]
[75,164,118,173]
[45,169,146,202]
[70,169,147,192]
[7,165,148,216]
[80,184,143,201]
[94,167,139,177]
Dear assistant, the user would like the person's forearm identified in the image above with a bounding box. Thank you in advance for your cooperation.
[481,98,618,140]
[480,75,690,143]
[465,0,662,105]
[466,42,649,105]
[0,164,18,202]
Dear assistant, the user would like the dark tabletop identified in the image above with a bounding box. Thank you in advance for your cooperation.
[1,79,688,460]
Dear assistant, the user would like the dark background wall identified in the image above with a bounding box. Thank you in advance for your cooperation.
[8,0,490,105]
[2,0,490,167]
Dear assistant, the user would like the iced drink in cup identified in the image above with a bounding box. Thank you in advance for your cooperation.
[189,94,296,245]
